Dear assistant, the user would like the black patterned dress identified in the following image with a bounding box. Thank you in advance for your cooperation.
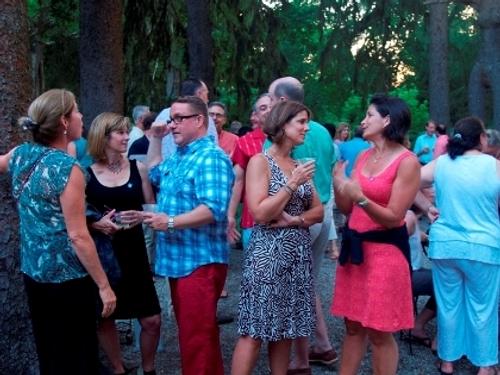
[237,153,316,341]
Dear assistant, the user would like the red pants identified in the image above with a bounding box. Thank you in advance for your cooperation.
[169,263,227,375]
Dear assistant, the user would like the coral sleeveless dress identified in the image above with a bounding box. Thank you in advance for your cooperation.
[331,149,415,332]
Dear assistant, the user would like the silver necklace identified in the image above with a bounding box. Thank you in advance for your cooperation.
[106,159,123,174]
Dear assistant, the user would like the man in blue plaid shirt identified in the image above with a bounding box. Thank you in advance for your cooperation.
[144,96,234,375]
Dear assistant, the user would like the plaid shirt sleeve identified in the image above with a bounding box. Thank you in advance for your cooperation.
[194,150,234,222]
[148,164,161,189]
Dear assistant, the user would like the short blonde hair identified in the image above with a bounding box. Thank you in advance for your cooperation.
[87,112,130,162]
[18,89,75,145]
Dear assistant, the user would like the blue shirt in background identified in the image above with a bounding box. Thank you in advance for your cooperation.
[339,137,371,177]
[413,133,436,164]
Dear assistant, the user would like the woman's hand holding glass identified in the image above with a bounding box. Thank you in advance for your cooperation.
[92,209,120,235]
[289,160,315,188]
[113,210,143,229]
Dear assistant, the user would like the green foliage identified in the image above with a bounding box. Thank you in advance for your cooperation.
[27,0,79,94]
[339,93,364,127]
[123,0,188,114]
[390,85,429,142]
[25,0,482,130]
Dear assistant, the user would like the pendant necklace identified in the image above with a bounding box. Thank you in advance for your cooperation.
[106,159,123,174]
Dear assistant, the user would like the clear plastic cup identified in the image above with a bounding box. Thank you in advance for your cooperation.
[142,204,158,213]
[113,212,130,229]
[297,157,315,165]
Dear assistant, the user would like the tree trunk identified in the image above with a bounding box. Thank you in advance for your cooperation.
[428,0,450,125]
[79,0,124,130]
[185,0,214,92]
[467,0,500,130]
[0,1,39,373]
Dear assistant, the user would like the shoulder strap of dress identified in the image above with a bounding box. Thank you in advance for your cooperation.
[386,149,415,173]
[129,158,141,180]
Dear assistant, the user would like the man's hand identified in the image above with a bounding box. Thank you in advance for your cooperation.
[150,121,170,138]
[142,212,168,231]
[427,205,439,223]
[226,216,241,243]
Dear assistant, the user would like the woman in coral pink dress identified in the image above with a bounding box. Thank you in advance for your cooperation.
[332,94,420,375]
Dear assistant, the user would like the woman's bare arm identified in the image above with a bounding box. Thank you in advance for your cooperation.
[60,165,116,317]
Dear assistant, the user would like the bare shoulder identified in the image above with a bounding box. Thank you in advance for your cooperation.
[247,153,267,169]
[398,152,420,175]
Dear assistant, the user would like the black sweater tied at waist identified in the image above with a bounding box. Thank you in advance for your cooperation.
[338,225,411,269]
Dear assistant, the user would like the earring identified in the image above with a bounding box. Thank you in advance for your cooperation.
[63,129,67,135]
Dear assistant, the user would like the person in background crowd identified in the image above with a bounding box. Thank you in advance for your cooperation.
[209,101,238,157]
[208,101,238,299]
[145,96,234,375]
[227,93,272,249]
[332,94,420,375]
[231,100,323,375]
[68,136,94,169]
[413,120,437,165]
[86,113,160,375]
[250,110,260,129]
[324,122,343,261]
[128,105,150,153]
[128,112,157,163]
[127,111,159,271]
[238,125,253,136]
[433,123,448,159]
[0,89,116,375]
[485,128,500,159]
[418,117,499,375]
[405,209,437,353]
[230,120,243,135]
[335,122,350,144]
[339,126,371,178]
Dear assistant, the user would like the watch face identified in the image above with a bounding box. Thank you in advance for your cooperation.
[357,199,369,207]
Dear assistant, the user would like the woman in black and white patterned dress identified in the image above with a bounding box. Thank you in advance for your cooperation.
[231,101,324,375]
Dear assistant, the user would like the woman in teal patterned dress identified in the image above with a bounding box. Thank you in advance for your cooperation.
[0,89,116,375]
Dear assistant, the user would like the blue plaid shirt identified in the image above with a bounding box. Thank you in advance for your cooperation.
[149,136,234,277]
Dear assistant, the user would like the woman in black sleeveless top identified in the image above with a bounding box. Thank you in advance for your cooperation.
[86,112,160,375]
